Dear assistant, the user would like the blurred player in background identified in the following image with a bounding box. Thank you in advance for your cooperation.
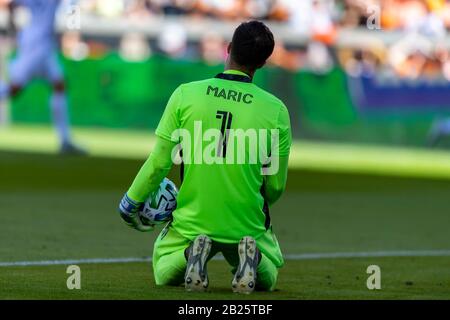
[119,21,291,294]
[428,117,450,147]
[0,0,85,154]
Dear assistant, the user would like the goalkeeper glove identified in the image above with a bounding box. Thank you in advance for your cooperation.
[118,193,154,232]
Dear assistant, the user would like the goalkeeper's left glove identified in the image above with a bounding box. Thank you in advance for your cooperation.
[118,193,154,232]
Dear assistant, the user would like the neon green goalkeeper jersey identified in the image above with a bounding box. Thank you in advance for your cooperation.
[155,70,292,243]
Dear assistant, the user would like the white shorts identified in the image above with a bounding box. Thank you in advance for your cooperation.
[9,48,63,86]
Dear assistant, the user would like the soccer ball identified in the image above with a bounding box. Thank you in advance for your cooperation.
[139,178,178,226]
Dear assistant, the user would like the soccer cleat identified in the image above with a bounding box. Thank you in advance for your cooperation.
[232,236,260,294]
[59,142,88,156]
[184,234,212,292]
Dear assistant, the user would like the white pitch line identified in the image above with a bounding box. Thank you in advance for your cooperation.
[0,257,151,267]
[1,250,450,267]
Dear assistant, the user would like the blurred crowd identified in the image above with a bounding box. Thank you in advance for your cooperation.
[77,0,450,32]
[72,0,450,81]
[339,0,450,81]
[338,32,450,81]
[1,0,450,80]
[339,0,450,82]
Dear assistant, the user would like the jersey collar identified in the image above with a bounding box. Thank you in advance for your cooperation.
[215,70,252,83]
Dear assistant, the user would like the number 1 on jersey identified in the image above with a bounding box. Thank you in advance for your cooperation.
[216,111,233,157]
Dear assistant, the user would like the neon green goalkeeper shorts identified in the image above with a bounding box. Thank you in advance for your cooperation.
[152,223,285,291]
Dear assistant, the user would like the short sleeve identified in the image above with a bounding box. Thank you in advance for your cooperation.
[155,85,183,143]
[276,104,292,157]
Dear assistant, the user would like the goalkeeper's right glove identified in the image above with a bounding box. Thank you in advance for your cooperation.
[118,193,154,232]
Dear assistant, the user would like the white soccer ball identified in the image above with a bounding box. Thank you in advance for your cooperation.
[139,178,178,226]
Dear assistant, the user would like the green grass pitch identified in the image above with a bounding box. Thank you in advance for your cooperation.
[0,151,449,299]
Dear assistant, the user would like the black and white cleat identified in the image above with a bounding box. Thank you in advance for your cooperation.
[59,142,88,156]
[185,234,212,292]
[232,236,260,294]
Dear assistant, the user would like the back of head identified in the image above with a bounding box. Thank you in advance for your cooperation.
[230,21,275,71]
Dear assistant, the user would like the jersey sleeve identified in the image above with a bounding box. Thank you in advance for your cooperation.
[127,136,176,202]
[276,104,292,157]
[155,85,183,143]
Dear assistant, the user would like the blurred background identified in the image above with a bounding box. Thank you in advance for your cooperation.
[0,0,449,150]
[0,1,450,299]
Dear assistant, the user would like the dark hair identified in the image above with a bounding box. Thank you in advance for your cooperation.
[230,21,275,70]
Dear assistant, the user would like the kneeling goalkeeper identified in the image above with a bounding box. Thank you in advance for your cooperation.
[119,21,292,293]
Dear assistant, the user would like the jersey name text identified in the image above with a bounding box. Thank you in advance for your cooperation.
[206,86,253,104]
